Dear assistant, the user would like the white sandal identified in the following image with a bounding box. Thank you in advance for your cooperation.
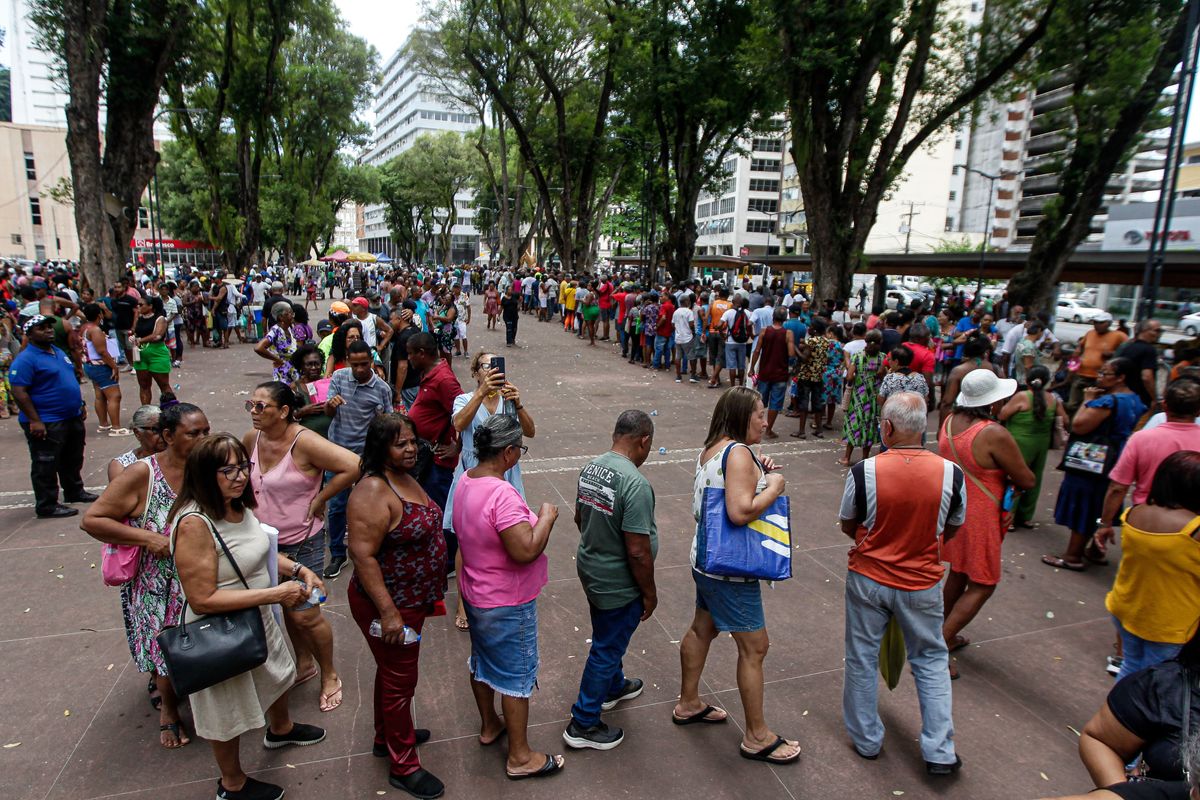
[109,428,132,437]
[96,425,111,433]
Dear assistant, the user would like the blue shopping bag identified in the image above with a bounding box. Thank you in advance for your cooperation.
[696,445,792,581]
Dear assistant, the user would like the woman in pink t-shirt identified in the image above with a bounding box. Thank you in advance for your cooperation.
[451,414,564,780]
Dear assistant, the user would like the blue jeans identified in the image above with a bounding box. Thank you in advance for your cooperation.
[325,469,351,560]
[1114,616,1182,682]
[653,334,671,368]
[571,598,643,727]
[421,463,456,571]
[843,570,955,764]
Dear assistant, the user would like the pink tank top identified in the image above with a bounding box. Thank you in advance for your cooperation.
[250,430,323,545]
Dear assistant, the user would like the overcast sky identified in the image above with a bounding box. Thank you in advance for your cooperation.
[335,0,420,66]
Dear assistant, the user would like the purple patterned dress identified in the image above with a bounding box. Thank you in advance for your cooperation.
[119,455,184,674]
[353,493,447,611]
[263,324,300,383]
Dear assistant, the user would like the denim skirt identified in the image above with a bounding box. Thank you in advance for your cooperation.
[463,597,539,698]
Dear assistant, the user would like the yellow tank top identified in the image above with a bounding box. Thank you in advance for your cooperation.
[1105,511,1200,644]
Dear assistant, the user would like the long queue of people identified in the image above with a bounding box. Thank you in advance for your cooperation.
[7,257,1196,800]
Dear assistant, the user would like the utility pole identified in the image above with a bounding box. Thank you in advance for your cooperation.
[900,202,923,254]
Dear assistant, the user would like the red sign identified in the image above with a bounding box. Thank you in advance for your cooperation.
[129,237,217,250]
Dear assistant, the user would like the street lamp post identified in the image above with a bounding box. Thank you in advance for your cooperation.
[957,164,999,306]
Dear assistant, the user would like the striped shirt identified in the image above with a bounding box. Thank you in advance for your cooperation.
[839,449,965,591]
[326,368,393,454]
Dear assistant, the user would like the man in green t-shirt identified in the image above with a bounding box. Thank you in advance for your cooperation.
[563,410,657,752]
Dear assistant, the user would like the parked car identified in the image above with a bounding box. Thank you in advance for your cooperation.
[1055,298,1106,323]
[885,288,925,310]
[1181,311,1200,337]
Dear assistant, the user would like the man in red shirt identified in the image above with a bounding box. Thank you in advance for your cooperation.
[405,332,463,570]
[839,392,964,775]
[597,277,614,341]
[612,284,628,357]
[653,293,675,370]
[904,322,937,407]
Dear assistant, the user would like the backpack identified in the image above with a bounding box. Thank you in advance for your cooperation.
[730,309,750,343]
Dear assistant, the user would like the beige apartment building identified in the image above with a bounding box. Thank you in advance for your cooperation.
[0,122,81,261]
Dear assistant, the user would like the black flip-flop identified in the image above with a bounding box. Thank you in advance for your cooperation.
[739,736,800,764]
[148,677,162,711]
[671,705,728,726]
[159,721,188,749]
[506,753,564,780]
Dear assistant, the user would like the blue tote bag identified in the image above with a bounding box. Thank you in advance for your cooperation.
[696,445,792,581]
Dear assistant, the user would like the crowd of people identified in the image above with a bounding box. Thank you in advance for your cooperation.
[3,255,1197,800]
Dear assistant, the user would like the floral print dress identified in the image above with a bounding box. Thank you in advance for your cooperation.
[842,351,886,448]
[120,455,184,674]
[263,324,299,383]
[822,337,845,406]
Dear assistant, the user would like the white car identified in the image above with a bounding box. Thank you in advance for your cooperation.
[1055,298,1106,324]
[1182,311,1200,337]
[885,289,925,310]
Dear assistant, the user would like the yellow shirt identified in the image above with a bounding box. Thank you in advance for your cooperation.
[564,286,577,311]
[1106,510,1200,644]
[558,282,568,304]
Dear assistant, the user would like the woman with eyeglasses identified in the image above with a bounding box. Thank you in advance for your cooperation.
[289,344,333,438]
[129,294,173,406]
[453,414,564,780]
[1044,357,1147,571]
[243,381,360,713]
[108,405,165,481]
[444,351,536,631]
[347,413,447,799]
[170,433,327,800]
[82,402,211,750]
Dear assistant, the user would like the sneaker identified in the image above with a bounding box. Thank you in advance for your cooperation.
[171,360,181,368]
[263,722,326,749]
[689,376,699,383]
[926,755,963,776]
[601,678,643,711]
[675,378,682,383]
[562,718,624,750]
[216,776,284,800]
[1106,655,1123,676]
[323,556,346,580]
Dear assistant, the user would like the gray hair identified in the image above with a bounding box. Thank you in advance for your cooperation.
[474,414,524,462]
[271,281,284,293]
[612,409,653,440]
[881,392,927,436]
[908,322,930,343]
[130,404,161,429]
[270,302,293,321]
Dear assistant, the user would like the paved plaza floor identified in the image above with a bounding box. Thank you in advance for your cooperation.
[1,302,1120,800]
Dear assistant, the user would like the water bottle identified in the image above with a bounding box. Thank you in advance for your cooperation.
[369,619,421,644]
[302,582,326,605]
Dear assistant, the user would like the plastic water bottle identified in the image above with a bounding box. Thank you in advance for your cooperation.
[369,619,421,644]
[658,447,667,454]
[302,583,326,605]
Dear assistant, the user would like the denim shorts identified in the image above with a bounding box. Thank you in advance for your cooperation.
[279,530,326,611]
[464,597,539,698]
[757,380,787,412]
[83,361,118,390]
[693,569,764,632]
[725,341,749,370]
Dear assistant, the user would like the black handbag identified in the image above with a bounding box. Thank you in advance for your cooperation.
[1057,393,1126,478]
[157,513,268,697]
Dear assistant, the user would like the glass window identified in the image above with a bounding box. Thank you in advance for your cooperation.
[750,158,780,173]
[746,219,774,233]
[945,216,955,231]
[748,198,778,213]
[752,137,782,153]
[948,190,957,201]
[30,198,42,226]
[749,179,780,193]
[719,197,735,214]
[24,152,36,181]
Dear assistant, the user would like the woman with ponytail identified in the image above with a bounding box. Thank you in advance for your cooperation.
[1000,365,1068,529]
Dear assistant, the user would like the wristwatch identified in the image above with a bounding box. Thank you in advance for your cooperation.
[291,562,302,578]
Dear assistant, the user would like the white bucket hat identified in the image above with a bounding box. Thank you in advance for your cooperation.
[957,369,1018,408]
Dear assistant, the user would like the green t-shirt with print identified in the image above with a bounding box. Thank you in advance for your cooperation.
[575,450,657,609]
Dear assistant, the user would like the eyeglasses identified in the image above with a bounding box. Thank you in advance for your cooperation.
[510,444,528,456]
[217,461,251,480]
[133,426,160,435]
[244,401,277,414]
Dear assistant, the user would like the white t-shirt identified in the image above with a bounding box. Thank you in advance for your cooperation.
[832,310,850,325]
[250,280,270,305]
[721,308,752,344]
[672,307,696,344]
[844,339,867,359]
[751,306,774,333]
[1141,412,1200,431]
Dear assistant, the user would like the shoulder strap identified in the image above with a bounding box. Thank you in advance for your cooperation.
[720,441,762,480]
[178,511,253,590]
[945,416,1003,508]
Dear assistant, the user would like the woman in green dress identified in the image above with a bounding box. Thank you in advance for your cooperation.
[999,365,1068,529]
[839,329,887,466]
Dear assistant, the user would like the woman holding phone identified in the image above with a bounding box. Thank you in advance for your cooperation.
[443,351,536,631]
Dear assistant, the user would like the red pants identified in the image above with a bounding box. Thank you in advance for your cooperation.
[348,581,428,777]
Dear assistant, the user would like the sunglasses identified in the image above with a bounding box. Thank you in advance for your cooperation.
[217,461,252,480]
[244,401,277,413]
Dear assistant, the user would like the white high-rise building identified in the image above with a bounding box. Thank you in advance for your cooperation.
[358,32,482,263]
[2,0,70,127]
[694,128,788,259]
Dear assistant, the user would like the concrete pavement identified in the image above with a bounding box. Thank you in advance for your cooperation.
[0,302,1120,800]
